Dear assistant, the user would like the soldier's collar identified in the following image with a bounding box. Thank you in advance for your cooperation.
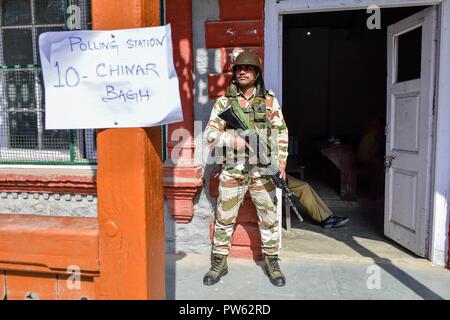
[237,87,256,101]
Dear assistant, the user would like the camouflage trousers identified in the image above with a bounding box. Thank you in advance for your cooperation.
[212,164,279,256]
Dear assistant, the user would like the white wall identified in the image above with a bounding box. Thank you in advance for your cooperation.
[430,0,450,266]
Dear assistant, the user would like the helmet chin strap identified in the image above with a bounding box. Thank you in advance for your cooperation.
[245,71,260,89]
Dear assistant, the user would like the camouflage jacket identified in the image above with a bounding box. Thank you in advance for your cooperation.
[204,88,289,168]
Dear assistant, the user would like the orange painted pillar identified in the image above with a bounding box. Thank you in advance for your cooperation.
[92,0,165,299]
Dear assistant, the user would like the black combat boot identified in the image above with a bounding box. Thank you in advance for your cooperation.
[203,253,228,286]
[321,215,350,228]
[263,254,286,287]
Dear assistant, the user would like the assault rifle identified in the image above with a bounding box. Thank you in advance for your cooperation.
[218,103,304,223]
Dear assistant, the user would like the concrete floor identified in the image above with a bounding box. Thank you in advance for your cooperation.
[282,207,424,266]
[165,253,450,300]
[282,170,422,266]
[165,172,450,300]
[166,204,450,300]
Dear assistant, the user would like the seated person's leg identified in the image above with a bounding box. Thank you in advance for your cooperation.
[287,174,350,228]
[287,174,332,222]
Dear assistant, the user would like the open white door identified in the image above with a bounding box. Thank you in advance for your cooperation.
[385,7,437,257]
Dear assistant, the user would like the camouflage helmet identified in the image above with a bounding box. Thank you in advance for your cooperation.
[232,51,261,72]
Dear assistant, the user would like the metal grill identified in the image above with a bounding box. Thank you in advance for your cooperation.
[0,0,96,164]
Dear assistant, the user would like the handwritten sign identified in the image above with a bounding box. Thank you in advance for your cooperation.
[39,24,183,129]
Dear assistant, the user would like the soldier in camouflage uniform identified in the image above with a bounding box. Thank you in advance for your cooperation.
[203,51,289,287]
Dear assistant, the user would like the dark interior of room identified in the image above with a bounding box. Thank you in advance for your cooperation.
[282,6,427,205]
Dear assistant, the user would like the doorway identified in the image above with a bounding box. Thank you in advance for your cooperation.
[281,6,435,261]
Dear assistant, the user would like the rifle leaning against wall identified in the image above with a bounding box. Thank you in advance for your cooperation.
[218,101,304,223]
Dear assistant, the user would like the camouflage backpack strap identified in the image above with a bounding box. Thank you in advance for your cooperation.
[264,95,274,125]
[252,96,273,161]
[250,97,268,129]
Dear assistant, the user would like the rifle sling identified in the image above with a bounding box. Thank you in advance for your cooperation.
[230,99,251,129]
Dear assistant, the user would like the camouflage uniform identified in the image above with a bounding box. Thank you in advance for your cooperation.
[205,86,288,256]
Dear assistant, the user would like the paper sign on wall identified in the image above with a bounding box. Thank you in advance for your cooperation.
[39,24,183,129]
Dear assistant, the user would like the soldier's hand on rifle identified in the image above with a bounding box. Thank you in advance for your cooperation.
[230,135,254,152]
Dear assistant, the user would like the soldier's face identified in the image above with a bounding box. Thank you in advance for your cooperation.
[234,65,257,88]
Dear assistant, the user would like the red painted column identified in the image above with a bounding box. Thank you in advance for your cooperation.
[206,0,265,259]
[164,0,203,224]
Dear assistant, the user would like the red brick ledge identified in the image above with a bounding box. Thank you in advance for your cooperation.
[0,174,96,195]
